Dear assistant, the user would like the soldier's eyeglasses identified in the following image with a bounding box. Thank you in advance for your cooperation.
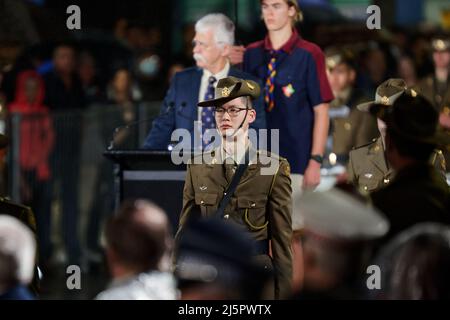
[214,107,249,118]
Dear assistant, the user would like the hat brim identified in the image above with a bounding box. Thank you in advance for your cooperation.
[357,100,376,112]
[368,103,389,118]
[389,126,450,146]
[380,109,450,146]
[197,96,236,107]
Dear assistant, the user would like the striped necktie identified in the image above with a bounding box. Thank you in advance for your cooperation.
[264,50,280,112]
[201,76,217,148]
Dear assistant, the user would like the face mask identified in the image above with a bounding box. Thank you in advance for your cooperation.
[137,55,160,78]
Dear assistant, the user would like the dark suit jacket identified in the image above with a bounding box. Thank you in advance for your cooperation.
[143,67,266,150]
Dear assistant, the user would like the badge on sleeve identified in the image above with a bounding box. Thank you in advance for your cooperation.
[282,84,295,98]
[283,163,291,177]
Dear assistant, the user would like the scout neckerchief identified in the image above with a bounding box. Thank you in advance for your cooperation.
[264,50,281,112]
[263,33,302,112]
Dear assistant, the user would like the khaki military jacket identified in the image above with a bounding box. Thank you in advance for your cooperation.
[348,137,446,193]
[416,76,450,171]
[178,146,292,299]
[416,75,450,113]
[329,89,379,160]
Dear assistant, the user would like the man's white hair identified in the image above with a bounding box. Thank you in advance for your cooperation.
[0,215,36,289]
[195,13,235,47]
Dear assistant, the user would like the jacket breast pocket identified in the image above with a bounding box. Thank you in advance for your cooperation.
[358,176,380,193]
[195,193,218,217]
[238,196,268,231]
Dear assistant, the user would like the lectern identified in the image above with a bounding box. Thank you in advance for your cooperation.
[103,150,187,233]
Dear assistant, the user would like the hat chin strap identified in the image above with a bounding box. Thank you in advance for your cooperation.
[218,99,250,139]
[228,108,248,138]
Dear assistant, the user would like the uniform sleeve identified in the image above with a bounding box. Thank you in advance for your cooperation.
[175,163,196,241]
[431,150,447,182]
[305,49,334,108]
[268,159,293,299]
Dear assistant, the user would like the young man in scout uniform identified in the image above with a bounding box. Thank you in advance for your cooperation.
[242,0,333,192]
[324,47,378,167]
[348,79,446,194]
[176,76,292,299]
[416,36,450,171]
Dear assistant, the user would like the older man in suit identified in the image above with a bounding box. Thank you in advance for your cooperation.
[143,13,265,150]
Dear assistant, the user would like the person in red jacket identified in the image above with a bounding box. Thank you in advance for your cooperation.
[8,70,55,265]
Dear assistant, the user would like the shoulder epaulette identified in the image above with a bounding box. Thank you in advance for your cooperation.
[351,138,377,150]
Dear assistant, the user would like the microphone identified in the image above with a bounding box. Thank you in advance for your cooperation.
[107,117,156,150]
[107,100,193,150]
[158,100,175,117]
[176,101,195,121]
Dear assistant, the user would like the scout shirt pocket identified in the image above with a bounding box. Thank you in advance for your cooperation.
[195,193,218,217]
[237,196,269,231]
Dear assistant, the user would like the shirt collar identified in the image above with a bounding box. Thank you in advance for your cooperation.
[203,61,230,81]
[220,140,256,165]
[264,28,300,54]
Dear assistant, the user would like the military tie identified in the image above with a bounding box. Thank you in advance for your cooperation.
[201,76,217,148]
[264,50,280,112]
[224,158,237,183]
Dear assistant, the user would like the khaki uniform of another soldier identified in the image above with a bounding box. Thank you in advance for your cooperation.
[328,90,378,164]
[348,78,447,194]
[416,37,450,171]
[179,146,292,299]
[325,47,378,165]
[348,137,446,193]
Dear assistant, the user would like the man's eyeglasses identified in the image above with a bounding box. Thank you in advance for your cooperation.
[214,106,249,118]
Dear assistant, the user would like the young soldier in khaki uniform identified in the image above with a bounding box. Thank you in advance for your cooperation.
[348,79,446,194]
[416,37,450,171]
[177,76,292,299]
[324,47,378,166]
[370,91,450,241]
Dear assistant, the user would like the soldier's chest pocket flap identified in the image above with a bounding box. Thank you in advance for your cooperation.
[358,176,380,192]
[238,196,268,230]
[195,193,218,206]
[237,197,267,209]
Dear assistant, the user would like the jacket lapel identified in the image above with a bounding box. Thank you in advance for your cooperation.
[190,68,202,120]
[368,137,391,175]
[203,149,228,190]
[237,146,260,185]
[238,164,258,185]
